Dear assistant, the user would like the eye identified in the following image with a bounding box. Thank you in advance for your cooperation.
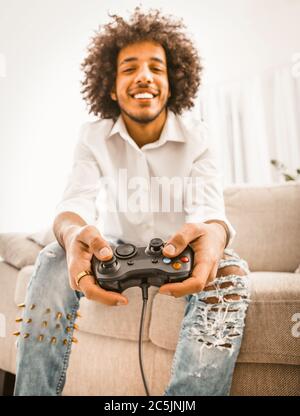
[152,67,163,72]
[123,68,135,73]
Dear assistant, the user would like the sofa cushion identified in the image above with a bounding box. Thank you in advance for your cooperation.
[224,182,300,272]
[0,233,42,270]
[150,272,300,365]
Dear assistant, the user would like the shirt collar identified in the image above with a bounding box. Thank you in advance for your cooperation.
[107,110,185,149]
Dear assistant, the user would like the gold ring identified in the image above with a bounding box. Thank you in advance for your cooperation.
[76,270,93,287]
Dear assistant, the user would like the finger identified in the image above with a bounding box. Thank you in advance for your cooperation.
[162,223,206,258]
[76,225,114,261]
[159,261,212,297]
[78,274,128,306]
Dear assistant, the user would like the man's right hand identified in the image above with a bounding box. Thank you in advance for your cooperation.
[63,225,128,306]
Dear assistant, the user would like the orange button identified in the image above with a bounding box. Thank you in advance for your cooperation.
[172,262,182,270]
[180,256,189,263]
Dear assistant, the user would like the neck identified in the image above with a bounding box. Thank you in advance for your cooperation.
[121,109,167,148]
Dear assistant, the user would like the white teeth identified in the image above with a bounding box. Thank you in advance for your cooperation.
[133,93,154,99]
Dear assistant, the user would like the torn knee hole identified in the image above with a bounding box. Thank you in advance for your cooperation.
[217,265,246,277]
[224,294,241,302]
[203,293,242,304]
[219,343,232,348]
[202,296,220,304]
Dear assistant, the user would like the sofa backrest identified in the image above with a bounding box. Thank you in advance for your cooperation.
[224,182,300,272]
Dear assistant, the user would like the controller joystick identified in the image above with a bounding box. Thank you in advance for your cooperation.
[100,254,120,274]
[145,238,164,255]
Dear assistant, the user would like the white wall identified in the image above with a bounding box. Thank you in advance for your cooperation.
[1,0,300,232]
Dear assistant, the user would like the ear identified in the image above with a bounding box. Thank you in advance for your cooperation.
[110,85,117,101]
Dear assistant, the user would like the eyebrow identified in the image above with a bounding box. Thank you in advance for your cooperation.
[119,57,166,66]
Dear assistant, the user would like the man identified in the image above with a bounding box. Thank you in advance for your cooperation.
[14,8,250,396]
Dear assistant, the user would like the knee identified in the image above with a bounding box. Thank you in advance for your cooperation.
[203,255,249,304]
[30,241,68,288]
[39,241,65,261]
[216,264,247,277]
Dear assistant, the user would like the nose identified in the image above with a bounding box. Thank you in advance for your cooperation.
[135,64,153,84]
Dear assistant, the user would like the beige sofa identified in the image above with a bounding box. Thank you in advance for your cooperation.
[0,182,299,396]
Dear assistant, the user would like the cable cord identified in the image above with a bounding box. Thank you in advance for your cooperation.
[139,283,150,396]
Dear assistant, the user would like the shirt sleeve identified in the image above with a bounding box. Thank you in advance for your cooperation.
[184,142,235,246]
[55,123,101,225]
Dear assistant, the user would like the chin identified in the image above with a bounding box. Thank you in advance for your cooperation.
[123,107,166,124]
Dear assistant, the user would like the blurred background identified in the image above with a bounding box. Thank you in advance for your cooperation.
[0,0,300,233]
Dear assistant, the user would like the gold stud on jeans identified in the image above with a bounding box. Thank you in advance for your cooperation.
[38,334,44,342]
[42,321,48,328]
[66,314,72,320]
[15,318,23,322]
[71,337,78,343]
[30,304,36,310]
[50,337,57,344]
[23,333,30,338]
[13,331,21,336]
[17,303,26,308]
[56,312,62,320]
[63,339,68,345]
[25,318,32,323]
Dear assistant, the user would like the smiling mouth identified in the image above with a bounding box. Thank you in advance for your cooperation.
[130,92,159,101]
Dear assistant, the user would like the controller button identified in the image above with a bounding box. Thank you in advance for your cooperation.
[172,262,182,270]
[115,243,136,258]
[180,256,189,263]
[127,260,134,265]
[152,258,158,264]
[163,257,172,264]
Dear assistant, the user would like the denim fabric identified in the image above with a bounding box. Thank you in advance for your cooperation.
[164,249,250,396]
[14,243,250,396]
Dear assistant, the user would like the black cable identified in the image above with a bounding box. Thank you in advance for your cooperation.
[139,283,150,396]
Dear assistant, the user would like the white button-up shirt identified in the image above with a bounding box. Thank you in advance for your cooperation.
[55,110,235,246]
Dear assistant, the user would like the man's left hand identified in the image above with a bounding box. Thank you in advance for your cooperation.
[159,222,227,297]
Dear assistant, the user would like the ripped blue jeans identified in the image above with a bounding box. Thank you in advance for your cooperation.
[164,250,250,396]
[13,242,250,396]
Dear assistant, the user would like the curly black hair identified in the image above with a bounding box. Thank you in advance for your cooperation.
[81,7,202,120]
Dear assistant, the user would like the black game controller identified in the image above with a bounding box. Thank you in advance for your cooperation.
[91,238,194,293]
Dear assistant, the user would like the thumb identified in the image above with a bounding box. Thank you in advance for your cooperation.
[163,234,189,257]
[163,242,177,257]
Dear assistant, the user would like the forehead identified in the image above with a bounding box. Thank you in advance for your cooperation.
[117,40,167,66]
